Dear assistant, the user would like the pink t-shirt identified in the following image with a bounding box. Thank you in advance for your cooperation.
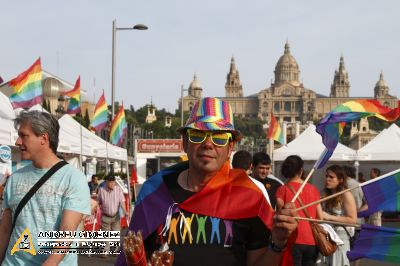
[276,181,320,245]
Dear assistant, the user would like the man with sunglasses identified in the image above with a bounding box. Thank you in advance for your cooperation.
[117,97,297,266]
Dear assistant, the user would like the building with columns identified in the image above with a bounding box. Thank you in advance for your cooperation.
[180,42,398,125]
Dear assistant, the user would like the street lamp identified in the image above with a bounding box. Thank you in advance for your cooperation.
[180,85,188,126]
[111,19,148,118]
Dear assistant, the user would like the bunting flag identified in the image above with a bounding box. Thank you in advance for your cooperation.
[89,91,108,131]
[316,99,400,168]
[358,168,400,217]
[116,161,275,265]
[267,113,284,145]
[347,224,400,263]
[110,104,127,146]
[64,76,81,114]
[9,58,43,109]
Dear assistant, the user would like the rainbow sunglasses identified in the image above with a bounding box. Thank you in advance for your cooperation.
[187,129,232,147]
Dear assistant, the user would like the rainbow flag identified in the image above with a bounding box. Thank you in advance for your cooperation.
[9,58,43,109]
[110,104,127,146]
[90,91,108,131]
[347,224,400,263]
[64,76,81,114]
[316,100,400,168]
[116,161,274,265]
[358,169,400,217]
[267,113,284,144]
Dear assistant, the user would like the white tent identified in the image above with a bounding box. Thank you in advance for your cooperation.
[58,114,127,161]
[274,124,357,161]
[0,92,17,146]
[357,124,400,161]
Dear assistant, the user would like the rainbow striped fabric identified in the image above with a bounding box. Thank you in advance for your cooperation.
[64,76,81,114]
[110,104,127,146]
[116,161,274,265]
[358,169,400,217]
[316,99,400,168]
[184,97,235,131]
[90,91,108,131]
[9,58,43,109]
[347,224,400,263]
[267,113,284,144]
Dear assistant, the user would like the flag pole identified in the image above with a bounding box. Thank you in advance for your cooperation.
[80,114,83,172]
[291,148,328,203]
[295,216,360,228]
[295,167,400,212]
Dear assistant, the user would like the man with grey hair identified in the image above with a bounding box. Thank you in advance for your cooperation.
[0,111,91,265]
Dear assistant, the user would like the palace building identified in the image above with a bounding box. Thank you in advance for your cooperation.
[180,42,398,124]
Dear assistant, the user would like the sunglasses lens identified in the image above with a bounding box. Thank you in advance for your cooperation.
[211,133,230,146]
[188,130,206,143]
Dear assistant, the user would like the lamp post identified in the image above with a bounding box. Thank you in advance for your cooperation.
[111,19,148,118]
[180,85,188,126]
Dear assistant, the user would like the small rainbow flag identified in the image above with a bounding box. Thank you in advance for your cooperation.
[64,76,81,114]
[358,168,400,217]
[316,99,400,168]
[267,113,284,144]
[347,224,400,263]
[9,58,43,109]
[110,103,127,146]
[90,91,108,131]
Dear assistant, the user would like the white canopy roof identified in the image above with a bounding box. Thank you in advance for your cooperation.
[357,124,400,161]
[274,124,357,161]
[0,92,17,146]
[58,114,127,161]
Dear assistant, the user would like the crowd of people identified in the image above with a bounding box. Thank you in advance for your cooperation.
[0,97,391,266]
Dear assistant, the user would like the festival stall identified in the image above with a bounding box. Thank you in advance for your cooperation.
[273,124,357,189]
[356,124,400,176]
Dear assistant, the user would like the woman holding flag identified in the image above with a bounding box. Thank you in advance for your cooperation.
[276,155,323,266]
[322,165,357,266]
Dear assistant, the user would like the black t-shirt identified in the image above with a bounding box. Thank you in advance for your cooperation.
[254,177,282,210]
[144,170,271,266]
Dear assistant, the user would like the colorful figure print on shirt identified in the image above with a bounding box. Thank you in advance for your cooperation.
[195,215,208,244]
[168,215,181,244]
[182,214,195,244]
[223,220,233,247]
[210,217,221,244]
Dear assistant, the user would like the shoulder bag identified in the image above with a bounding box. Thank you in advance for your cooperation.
[286,184,337,256]
[11,160,68,233]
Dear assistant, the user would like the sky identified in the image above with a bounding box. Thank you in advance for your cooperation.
[1,1,399,112]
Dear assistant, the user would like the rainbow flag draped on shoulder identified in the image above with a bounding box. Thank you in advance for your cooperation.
[110,104,127,146]
[267,112,284,145]
[64,76,81,114]
[116,161,275,265]
[90,91,108,131]
[316,99,400,168]
[9,58,43,109]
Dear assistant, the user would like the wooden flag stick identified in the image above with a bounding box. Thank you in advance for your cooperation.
[295,186,358,212]
[291,148,329,203]
[295,216,361,228]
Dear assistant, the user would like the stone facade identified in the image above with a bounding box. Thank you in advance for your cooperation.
[180,42,398,124]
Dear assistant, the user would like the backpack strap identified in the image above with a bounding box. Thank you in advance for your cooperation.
[11,160,68,232]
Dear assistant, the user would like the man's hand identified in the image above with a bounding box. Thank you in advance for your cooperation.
[271,202,298,248]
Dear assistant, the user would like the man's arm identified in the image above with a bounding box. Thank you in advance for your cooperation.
[0,208,12,263]
[247,202,298,266]
[42,210,84,266]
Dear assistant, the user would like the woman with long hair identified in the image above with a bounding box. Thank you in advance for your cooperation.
[323,165,357,266]
[276,155,323,266]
